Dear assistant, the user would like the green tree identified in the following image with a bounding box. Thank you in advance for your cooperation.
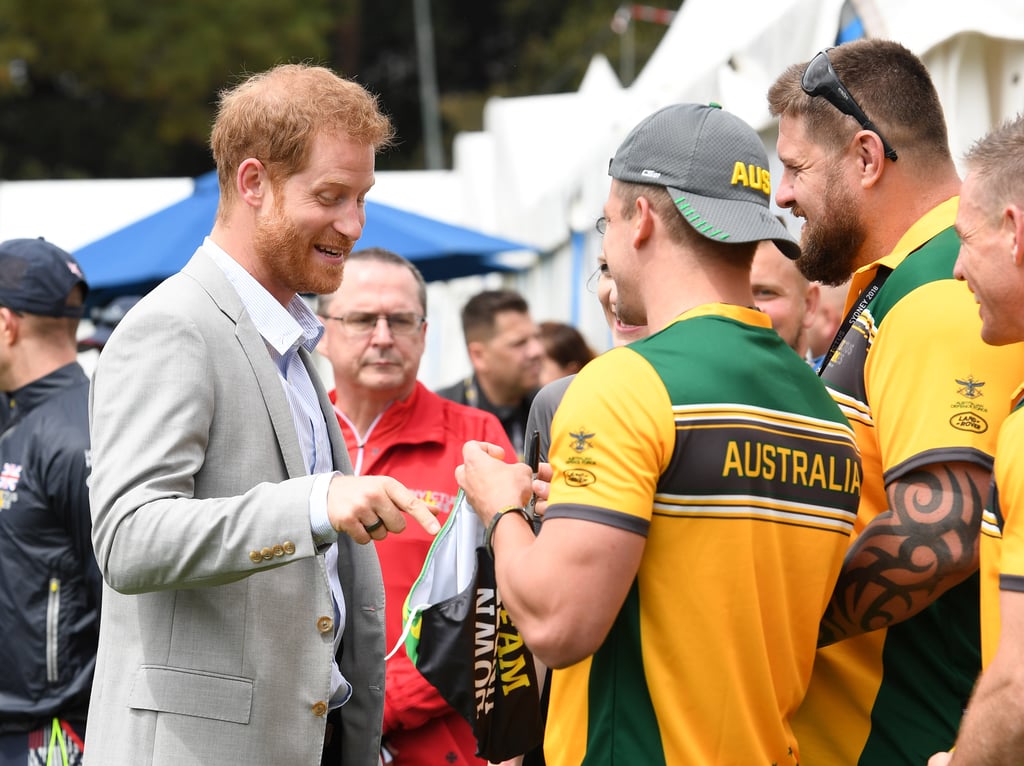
[0,0,671,178]
[0,0,336,178]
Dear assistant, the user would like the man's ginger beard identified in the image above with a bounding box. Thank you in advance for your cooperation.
[252,189,354,296]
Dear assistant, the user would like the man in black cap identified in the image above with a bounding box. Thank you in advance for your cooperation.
[455,103,862,764]
[0,237,98,766]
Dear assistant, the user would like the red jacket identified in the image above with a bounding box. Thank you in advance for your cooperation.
[330,381,515,766]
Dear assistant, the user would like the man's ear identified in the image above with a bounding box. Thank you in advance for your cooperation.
[467,339,487,370]
[0,307,20,345]
[237,158,269,208]
[854,130,887,190]
[1007,203,1024,266]
[632,195,656,248]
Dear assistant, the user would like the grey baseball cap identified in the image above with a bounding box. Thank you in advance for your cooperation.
[609,103,800,259]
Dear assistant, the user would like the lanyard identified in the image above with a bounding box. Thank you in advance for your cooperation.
[819,266,892,376]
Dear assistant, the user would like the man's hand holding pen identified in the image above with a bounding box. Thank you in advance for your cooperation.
[455,440,551,530]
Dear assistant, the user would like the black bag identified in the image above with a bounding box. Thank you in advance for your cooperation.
[400,490,544,761]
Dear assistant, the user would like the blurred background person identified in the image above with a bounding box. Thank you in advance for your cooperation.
[528,250,649,464]
[0,238,97,766]
[521,247,651,766]
[436,288,543,459]
[317,248,516,766]
[76,294,143,353]
[537,320,595,386]
[751,239,820,361]
[806,280,849,370]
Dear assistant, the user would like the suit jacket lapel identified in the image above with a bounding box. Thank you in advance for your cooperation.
[182,249,307,479]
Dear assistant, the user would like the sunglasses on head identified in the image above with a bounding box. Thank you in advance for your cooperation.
[801,49,898,162]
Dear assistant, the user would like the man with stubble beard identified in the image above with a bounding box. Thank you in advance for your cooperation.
[85,64,439,766]
[768,39,1024,765]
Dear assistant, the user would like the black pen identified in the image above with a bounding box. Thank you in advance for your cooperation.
[525,429,540,532]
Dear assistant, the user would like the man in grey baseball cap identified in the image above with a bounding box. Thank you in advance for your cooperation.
[452,102,858,763]
[608,101,799,259]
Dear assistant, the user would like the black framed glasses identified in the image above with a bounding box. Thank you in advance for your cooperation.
[595,216,608,235]
[319,312,425,336]
[801,49,898,162]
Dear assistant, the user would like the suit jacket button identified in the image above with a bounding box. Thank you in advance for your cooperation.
[283,541,296,555]
[311,701,328,717]
[317,616,334,633]
[273,544,284,557]
[260,547,273,561]
[249,551,262,564]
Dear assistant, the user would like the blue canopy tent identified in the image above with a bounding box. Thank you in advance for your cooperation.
[75,171,533,306]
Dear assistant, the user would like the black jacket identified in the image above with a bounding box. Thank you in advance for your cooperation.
[0,363,98,732]
[435,374,537,460]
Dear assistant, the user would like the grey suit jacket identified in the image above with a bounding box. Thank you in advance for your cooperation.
[84,248,385,766]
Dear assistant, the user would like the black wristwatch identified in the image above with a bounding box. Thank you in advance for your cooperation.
[483,505,532,559]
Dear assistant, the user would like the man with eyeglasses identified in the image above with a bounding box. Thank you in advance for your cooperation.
[317,248,515,766]
[768,39,1024,765]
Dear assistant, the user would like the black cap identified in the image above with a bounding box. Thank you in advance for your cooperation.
[0,237,89,318]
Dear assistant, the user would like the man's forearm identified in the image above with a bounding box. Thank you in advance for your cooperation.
[819,462,986,646]
[946,670,1024,764]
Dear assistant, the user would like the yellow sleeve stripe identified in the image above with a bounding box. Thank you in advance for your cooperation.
[655,497,856,532]
[825,387,873,426]
[655,493,857,533]
[981,509,1002,539]
[673,402,856,438]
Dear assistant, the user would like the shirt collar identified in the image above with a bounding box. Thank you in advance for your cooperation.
[202,237,323,356]
[7,363,87,415]
[845,196,959,315]
[669,302,772,329]
[858,196,959,276]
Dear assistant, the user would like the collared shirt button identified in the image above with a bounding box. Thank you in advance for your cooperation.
[249,551,262,564]
[317,616,334,633]
[260,547,273,561]
[311,701,328,717]
[272,544,284,557]
[283,541,296,555]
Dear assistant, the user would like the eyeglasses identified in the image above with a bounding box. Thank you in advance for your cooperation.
[319,312,425,336]
[596,216,608,235]
[801,49,898,162]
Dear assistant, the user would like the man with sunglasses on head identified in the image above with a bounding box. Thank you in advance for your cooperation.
[768,38,1024,765]
[317,248,516,766]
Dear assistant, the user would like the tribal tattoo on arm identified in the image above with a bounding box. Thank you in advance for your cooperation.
[819,461,989,647]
